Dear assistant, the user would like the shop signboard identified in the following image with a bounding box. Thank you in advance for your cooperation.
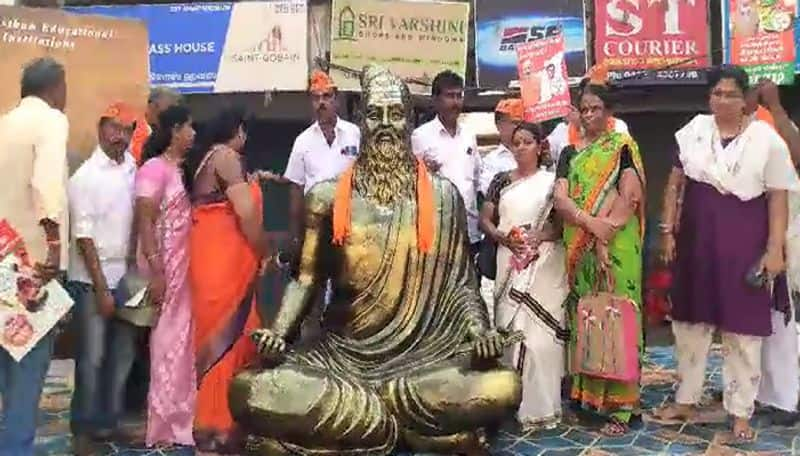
[69,1,308,93]
[475,0,587,89]
[330,0,470,94]
[595,0,710,85]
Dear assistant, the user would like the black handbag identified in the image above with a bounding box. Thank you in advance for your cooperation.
[476,236,497,280]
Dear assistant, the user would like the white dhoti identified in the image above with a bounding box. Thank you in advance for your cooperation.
[757,211,800,412]
[672,321,763,418]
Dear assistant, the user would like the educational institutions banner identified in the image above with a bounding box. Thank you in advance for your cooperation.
[330,0,470,94]
[475,0,587,90]
[594,0,709,85]
[68,1,308,93]
[0,5,148,158]
[722,0,796,84]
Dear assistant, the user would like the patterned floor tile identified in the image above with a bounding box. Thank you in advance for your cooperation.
[29,347,800,455]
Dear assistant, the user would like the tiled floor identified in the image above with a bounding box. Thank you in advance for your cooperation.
[26,346,800,455]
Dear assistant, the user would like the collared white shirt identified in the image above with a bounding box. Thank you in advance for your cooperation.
[412,116,482,243]
[68,147,137,288]
[0,96,69,268]
[284,117,361,194]
[479,144,517,195]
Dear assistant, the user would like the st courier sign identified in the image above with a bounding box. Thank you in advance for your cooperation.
[594,0,710,85]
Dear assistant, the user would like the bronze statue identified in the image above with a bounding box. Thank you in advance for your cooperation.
[229,65,522,456]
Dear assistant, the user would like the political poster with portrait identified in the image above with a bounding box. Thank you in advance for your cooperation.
[475,0,587,89]
[722,0,796,84]
[0,220,73,362]
[594,0,710,85]
[516,34,572,123]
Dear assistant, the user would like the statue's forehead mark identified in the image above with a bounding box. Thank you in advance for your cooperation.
[366,87,404,105]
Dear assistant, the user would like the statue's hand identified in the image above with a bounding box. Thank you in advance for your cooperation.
[468,328,506,360]
[251,328,287,361]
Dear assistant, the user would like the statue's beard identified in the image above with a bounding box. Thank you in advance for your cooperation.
[353,129,416,206]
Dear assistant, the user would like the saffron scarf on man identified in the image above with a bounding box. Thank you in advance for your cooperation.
[130,117,151,165]
[332,159,435,252]
[190,181,262,433]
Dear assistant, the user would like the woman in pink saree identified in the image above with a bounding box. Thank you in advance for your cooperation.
[135,105,197,448]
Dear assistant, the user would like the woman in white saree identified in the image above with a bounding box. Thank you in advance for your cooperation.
[479,122,569,430]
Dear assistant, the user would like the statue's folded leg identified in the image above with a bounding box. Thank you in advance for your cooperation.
[380,365,521,453]
[229,364,398,455]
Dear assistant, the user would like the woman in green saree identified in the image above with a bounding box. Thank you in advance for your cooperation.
[553,84,646,436]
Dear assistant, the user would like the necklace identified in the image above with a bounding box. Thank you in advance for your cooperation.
[711,116,747,175]
[162,148,182,165]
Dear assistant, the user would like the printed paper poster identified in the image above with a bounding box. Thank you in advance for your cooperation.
[516,33,572,123]
[723,0,796,84]
[0,220,73,362]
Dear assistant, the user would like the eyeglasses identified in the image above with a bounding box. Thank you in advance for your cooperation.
[710,89,744,100]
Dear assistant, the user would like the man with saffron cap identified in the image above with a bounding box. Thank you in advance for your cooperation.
[232,65,521,456]
[67,101,140,454]
[479,98,524,199]
[282,69,360,336]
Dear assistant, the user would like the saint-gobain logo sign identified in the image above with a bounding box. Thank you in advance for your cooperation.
[228,25,300,63]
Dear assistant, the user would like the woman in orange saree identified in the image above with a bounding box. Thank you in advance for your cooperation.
[182,108,267,452]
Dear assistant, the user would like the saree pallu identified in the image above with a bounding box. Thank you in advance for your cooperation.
[191,182,262,433]
[563,132,645,422]
[494,171,569,428]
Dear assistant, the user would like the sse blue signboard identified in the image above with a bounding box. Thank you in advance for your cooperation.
[475,0,587,89]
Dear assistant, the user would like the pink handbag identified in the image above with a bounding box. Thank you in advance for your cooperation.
[572,271,640,383]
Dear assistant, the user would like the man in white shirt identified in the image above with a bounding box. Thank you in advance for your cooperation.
[0,57,69,456]
[284,70,360,258]
[283,70,360,337]
[66,102,138,454]
[412,70,482,254]
[539,60,568,103]
[479,98,524,198]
